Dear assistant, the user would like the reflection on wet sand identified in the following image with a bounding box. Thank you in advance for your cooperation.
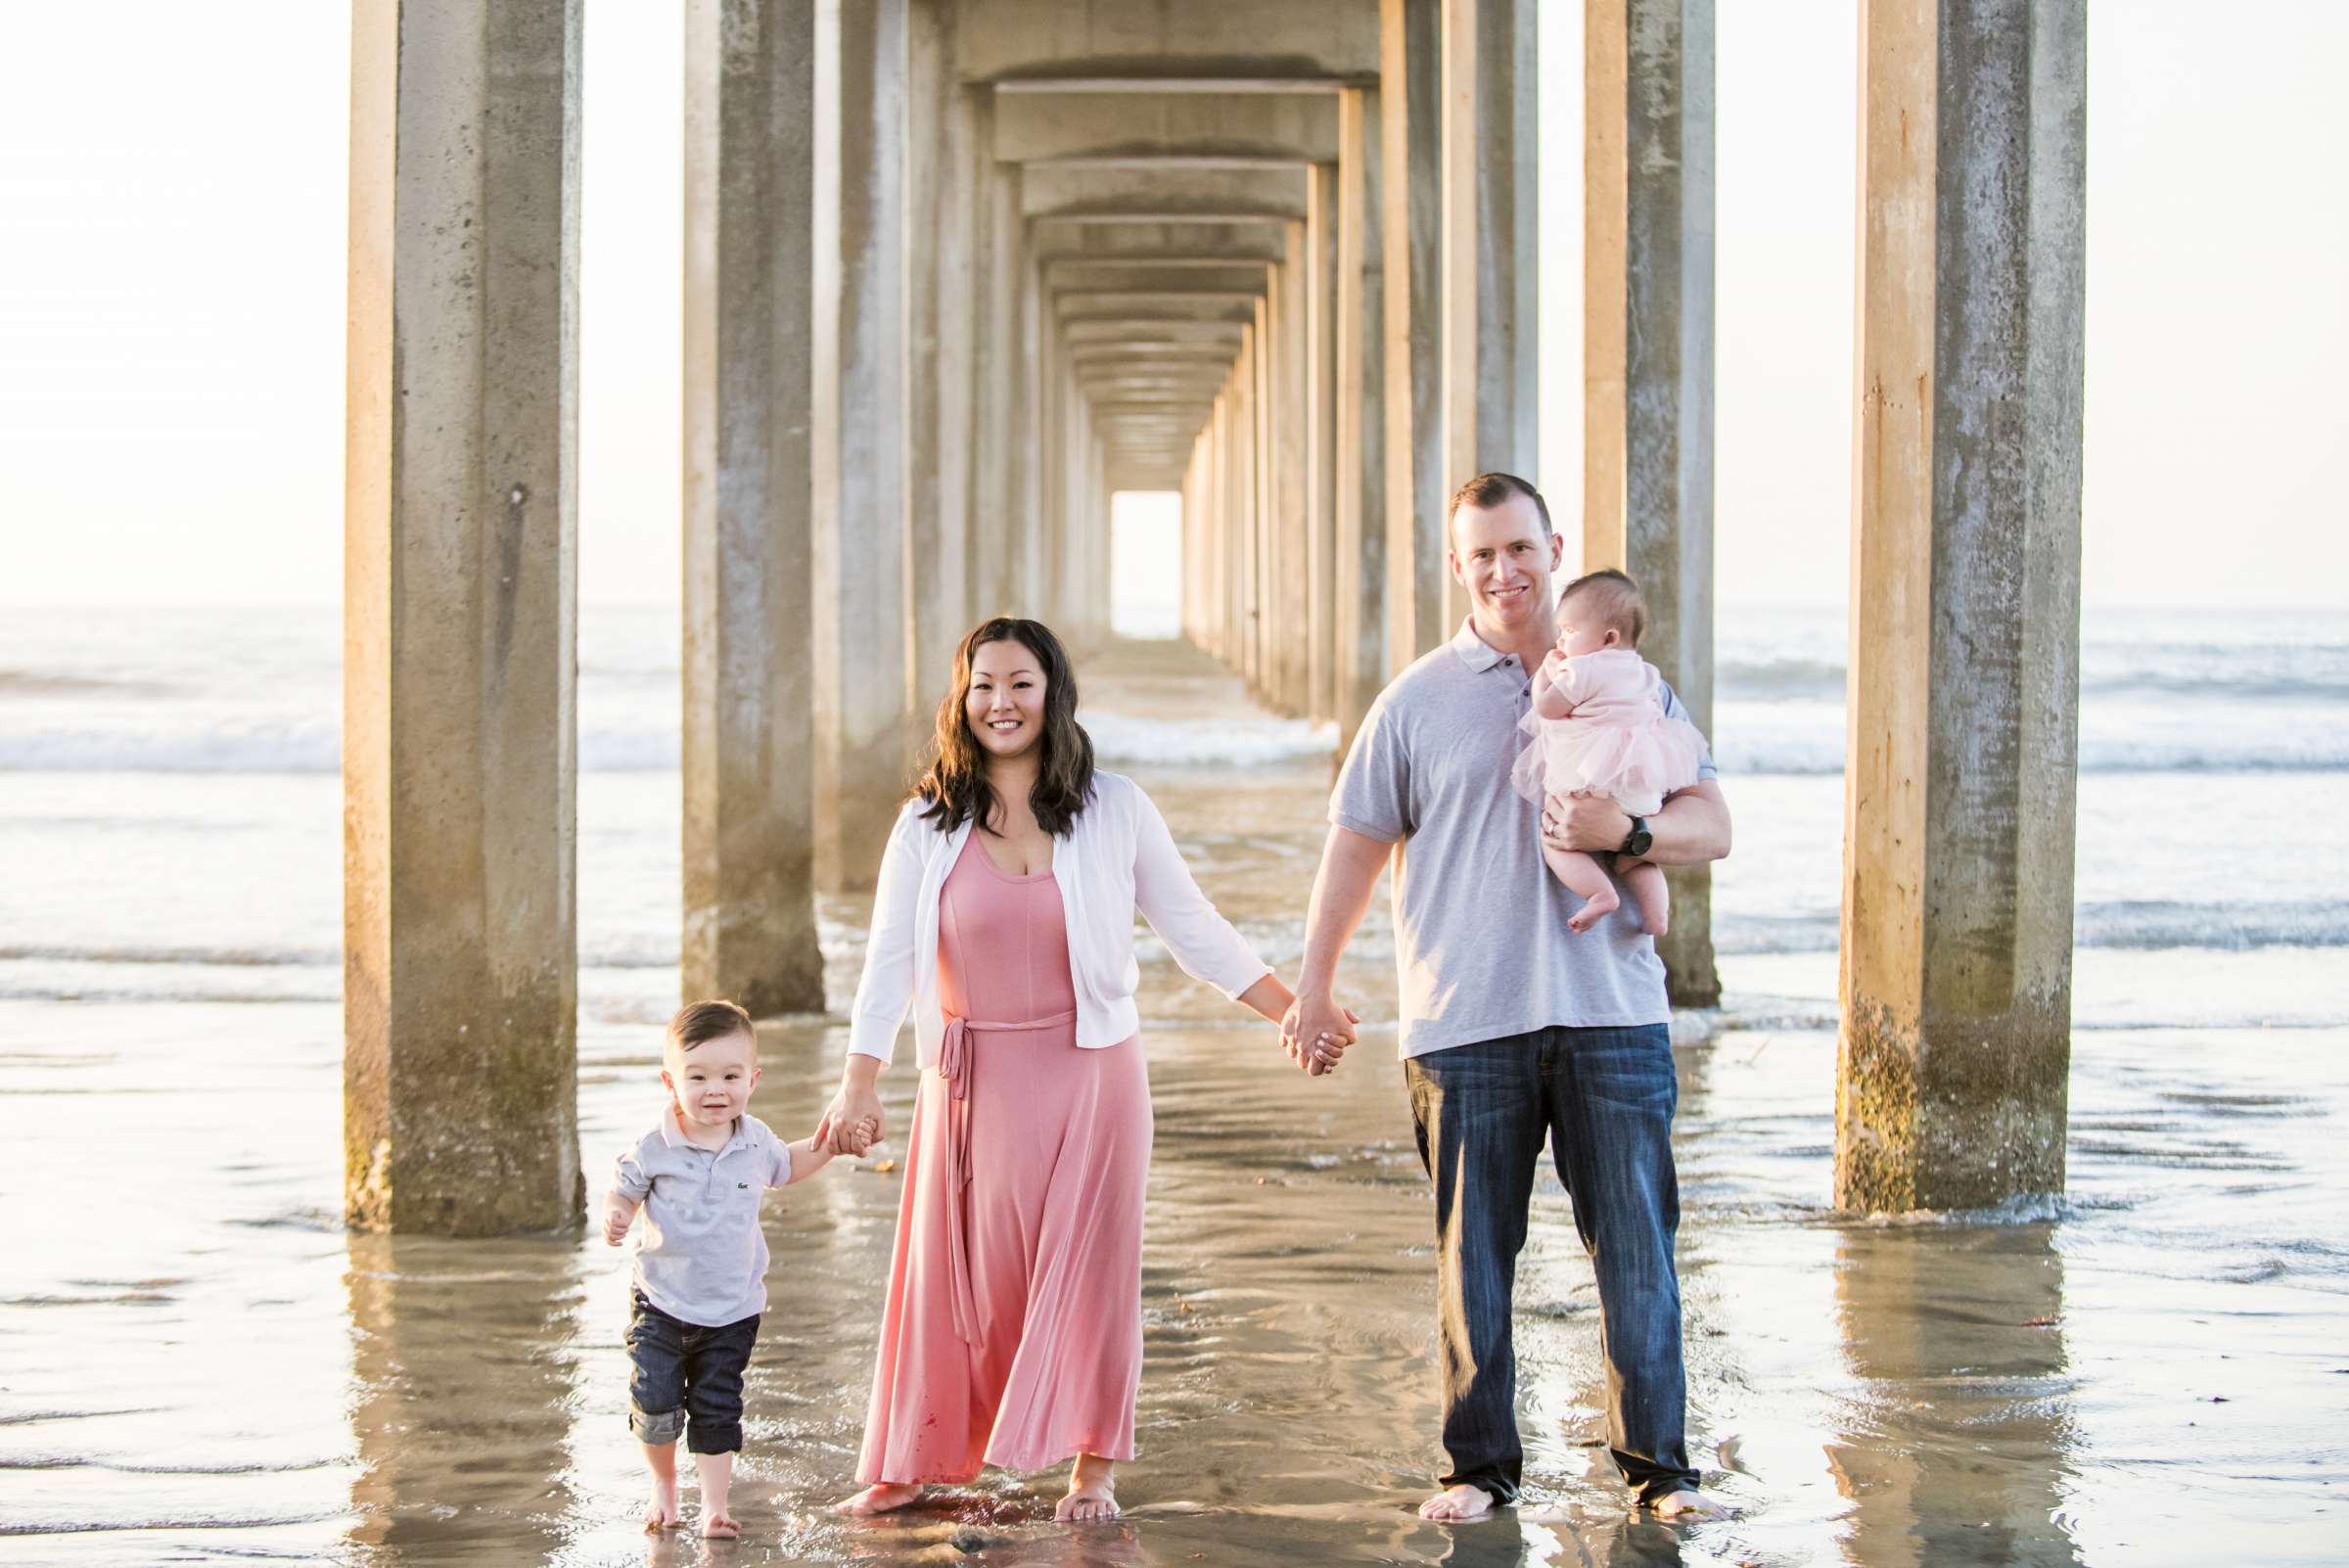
[1826,1222,2080,1566]
[7,729,2347,1563]
[345,1233,586,1561]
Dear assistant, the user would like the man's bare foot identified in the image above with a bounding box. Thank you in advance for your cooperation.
[834,1483,925,1516]
[642,1483,681,1532]
[700,1510,739,1539]
[1647,1489,1723,1520]
[1567,888,1619,934]
[1418,1483,1497,1522]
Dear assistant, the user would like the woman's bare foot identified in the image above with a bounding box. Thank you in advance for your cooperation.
[1056,1454,1119,1522]
[835,1483,926,1516]
[1418,1483,1496,1522]
[642,1481,681,1532]
[699,1510,739,1539]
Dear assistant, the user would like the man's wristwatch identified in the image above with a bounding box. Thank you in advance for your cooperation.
[1619,815,1653,857]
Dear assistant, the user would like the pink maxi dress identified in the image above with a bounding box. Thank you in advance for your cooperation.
[856,833,1153,1483]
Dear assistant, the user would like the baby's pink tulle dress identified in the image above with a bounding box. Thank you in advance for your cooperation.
[1511,648,1709,816]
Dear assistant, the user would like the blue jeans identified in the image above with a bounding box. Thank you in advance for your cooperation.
[1405,1024,1697,1505]
[625,1291,760,1454]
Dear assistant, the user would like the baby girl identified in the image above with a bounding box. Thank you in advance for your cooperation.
[1512,569,1711,937]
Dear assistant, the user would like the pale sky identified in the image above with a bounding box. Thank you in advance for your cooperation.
[0,2,2340,610]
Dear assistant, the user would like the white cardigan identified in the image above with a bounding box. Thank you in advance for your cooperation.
[847,769,1271,1069]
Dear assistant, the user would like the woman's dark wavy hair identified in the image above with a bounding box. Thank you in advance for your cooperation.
[913,617,1096,837]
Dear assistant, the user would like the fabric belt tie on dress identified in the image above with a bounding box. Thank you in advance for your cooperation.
[938,1007,1079,1347]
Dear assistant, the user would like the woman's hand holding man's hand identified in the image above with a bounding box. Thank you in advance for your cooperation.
[1280,991,1361,1077]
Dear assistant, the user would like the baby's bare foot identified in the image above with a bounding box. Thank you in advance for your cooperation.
[1418,1482,1497,1522]
[700,1509,739,1539]
[642,1483,681,1532]
[835,1483,925,1516]
[1568,889,1619,934]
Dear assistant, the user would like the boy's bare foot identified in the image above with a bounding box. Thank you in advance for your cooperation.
[1418,1483,1496,1522]
[1647,1489,1724,1520]
[835,1483,925,1516]
[1567,888,1619,934]
[642,1484,681,1532]
[700,1510,740,1539]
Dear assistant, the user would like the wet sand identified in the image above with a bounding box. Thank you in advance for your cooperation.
[4,644,2344,1566]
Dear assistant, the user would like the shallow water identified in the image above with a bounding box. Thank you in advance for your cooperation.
[3,642,2346,1566]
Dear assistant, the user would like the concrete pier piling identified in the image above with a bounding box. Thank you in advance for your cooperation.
[1584,0,1720,1007]
[345,0,2090,1227]
[1838,0,2087,1212]
[681,0,823,1018]
[344,0,584,1234]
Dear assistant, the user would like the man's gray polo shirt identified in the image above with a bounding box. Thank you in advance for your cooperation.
[613,1108,792,1327]
[1330,619,1718,1060]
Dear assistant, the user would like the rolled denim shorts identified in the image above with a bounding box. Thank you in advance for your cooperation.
[625,1290,760,1454]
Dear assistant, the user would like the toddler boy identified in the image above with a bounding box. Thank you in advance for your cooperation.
[604,999,873,1538]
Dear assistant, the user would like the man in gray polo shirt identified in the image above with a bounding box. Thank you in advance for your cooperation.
[1283,473,1730,1522]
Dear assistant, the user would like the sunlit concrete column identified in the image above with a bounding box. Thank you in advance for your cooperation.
[1334,85,1387,748]
[1381,0,1449,669]
[1272,223,1312,715]
[1584,0,1718,1007]
[1308,162,1341,724]
[1838,0,2087,1213]
[1440,0,1539,533]
[345,0,582,1234]
[977,161,1024,618]
[681,0,822,1019]
[1017,249,1049,617]
[1233,325,1264,689]
[1251,305,1275,699]
[908,1,974,674]
[811,0,912,893]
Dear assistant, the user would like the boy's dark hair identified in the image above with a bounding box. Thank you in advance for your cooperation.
[1558,567,1646,647]
[1447,471,1551,538]
[667,998,755,1054]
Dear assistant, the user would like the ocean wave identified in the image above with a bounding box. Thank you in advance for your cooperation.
[0,714,2341,775]
[1717,902,2349,956]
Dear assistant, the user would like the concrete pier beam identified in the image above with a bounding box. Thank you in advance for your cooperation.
[680,0,823,1019]
[1333,85,1387,748]
[344,0,582,1234]
[1583,0,1719,1008]
[811,0,914,892]
[1380,0,1449,669]
[1838,0,2087,1213]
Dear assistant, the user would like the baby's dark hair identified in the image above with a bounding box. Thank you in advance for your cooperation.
[667,998,755,1056]
[1557,568,1645,647]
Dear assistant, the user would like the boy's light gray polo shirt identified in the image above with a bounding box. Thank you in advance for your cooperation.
[1330,619,1718,1060]
[613,1108,792,1327]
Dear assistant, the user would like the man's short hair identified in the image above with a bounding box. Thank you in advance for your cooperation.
[1557,568,1646,647]
[667,999,755,1055]
[1448,472,1552,540]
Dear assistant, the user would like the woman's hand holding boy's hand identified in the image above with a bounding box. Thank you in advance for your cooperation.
[817,1057,888,1157]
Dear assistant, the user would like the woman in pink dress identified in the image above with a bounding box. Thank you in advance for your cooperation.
[1512,569,1710,936]
[818,617,1306,1523]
